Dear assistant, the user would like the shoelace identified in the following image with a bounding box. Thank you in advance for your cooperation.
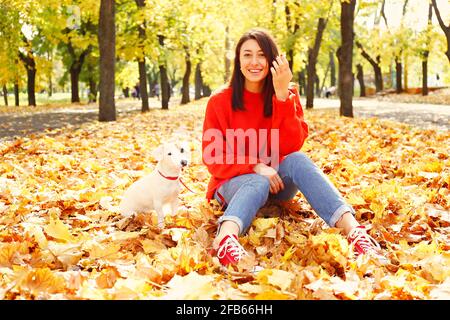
[348,227,381,253]
[217,236,247,262]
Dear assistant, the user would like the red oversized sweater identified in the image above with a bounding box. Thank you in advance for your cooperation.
[201,85,309,200]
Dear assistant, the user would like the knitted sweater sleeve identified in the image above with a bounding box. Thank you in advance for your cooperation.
[202,94,258,180]
[271,86,309,156]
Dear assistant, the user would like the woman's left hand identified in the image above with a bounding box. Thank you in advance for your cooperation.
[271,54,292,101]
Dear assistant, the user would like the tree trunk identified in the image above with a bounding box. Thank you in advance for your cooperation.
[224,25,231,83]
[68,43,90,103]
[195,63,203,100]
[70,65,81,103]
[422,57,428,96]
[431,0,450,64]
[284,2,299,72]
[89,78,97,102]
[374,59,383,92]
[404,56,408,90]
[306,17,327,109]
[337,0,356,117]
[48,71,53,98]
[315,75,321,96]
[395,57,402,93]
[147,71,157,98]
[298,70,305,95]
[159,65,169,109]
[287,49,294,73]
[356,41,383,92]
[422,3,433,96]
[19,51,37,106]
[356,64,366,97]
[181,50,191,104]
[14,82,19,106]
[158,35,169,109]
[138,60,149,112]
[136,0,149,112]
[330,51,336,87]
[47,51,52,97]
[26,67,36,107]
[98,0,116,121]
[2,85,8,106]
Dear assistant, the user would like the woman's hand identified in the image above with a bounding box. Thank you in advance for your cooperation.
[253,163,284,194]
[270,54,292,101]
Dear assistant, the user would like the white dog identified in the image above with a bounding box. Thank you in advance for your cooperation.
[119,141,190,228]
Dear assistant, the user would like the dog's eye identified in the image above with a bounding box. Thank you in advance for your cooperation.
[180,148,184,153]
[167,152,172,156]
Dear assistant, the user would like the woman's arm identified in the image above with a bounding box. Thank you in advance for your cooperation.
[202,96,259,180]
[271,86,309,156]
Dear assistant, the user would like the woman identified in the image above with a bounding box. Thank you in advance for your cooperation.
[202,28,383,269]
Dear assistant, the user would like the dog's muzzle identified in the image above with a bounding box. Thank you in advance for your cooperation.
[181,160,188,167]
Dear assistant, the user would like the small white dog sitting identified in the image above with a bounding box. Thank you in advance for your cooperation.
[119,141,190,228]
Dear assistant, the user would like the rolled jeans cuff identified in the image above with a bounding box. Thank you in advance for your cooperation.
[217,215,244,236]
[329,204,355,227]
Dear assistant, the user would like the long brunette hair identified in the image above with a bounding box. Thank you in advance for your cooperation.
[229,29,279,117]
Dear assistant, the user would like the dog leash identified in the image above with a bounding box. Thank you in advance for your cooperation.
[158,170,197,194]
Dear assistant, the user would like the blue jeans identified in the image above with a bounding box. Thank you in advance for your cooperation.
[214,152,355,235]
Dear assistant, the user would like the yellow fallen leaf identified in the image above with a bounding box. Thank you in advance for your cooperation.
[163,272,219,299]
[256,269,294,291]
[44,217,73,242]
[281,245,296,263]
[252,218,279,233]
[255,290,292,300]
[14,267,66,296]
[347,193,366,206]
[85,241,122,259]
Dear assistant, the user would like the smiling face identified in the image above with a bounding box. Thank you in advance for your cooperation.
[239,39,269,92]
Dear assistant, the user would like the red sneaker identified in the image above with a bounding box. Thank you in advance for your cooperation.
[216,234,247,267]
[347,225,382,255]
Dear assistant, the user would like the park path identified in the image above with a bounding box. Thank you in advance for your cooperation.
[0,97,448,142]
[308,97,449,131]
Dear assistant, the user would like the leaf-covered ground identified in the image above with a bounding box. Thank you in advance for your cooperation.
[0,99,449,300]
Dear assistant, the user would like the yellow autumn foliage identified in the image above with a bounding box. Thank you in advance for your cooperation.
[0,100,448,300]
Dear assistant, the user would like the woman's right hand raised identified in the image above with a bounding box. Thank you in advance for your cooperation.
[253,163,284,194]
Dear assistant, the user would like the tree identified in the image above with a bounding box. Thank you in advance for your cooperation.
[135,0,149,112]
[18,41,37,107]
[337,0,356,118]
[181,46,191,104]
[356,40,383,92]
[158,35,170,110]
[98,0,116,121]
[284,0,300,72]
[420,3,434,96]
[306,14,329,109]
[431,0,450,64]
[356,63,365,97]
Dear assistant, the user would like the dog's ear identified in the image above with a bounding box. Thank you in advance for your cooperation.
[151,144,164,161]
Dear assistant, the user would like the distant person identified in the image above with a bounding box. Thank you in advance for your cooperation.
[154,83,160,101]
[325,86,336,98]
[133,84,141,99]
